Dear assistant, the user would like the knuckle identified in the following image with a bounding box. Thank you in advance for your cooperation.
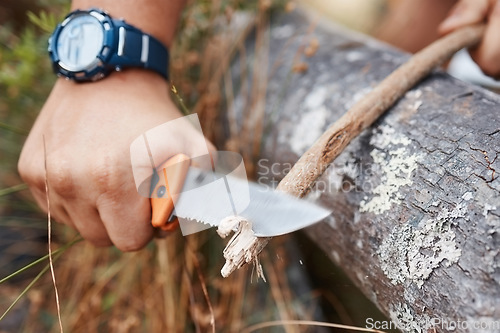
[91,154,123,194]
[115,237,149,252]
[18,157,45,190]
[46,158,76,198]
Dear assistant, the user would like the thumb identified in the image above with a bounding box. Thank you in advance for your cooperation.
[129,113,212,196]
[438,0,490,34]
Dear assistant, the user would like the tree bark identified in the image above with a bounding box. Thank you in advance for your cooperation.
[228,8,500,333]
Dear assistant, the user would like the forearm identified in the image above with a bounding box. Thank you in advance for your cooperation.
[71,0,186,47]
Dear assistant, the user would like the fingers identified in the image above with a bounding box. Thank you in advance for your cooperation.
[439,0,500,78]
[33,185,114,247]
[18,147,74,227]
[87,151,155,251]
[469,0,500,78]
[97,190,153,252]
[65,198,113,247]
[29,186,74,227]
[438,0,490,34]
[19,144,151,250]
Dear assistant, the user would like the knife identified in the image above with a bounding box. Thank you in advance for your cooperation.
[149,153,190,231]
[146,153,331,236]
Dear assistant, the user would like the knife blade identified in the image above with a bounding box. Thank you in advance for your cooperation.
[141,152,331,236]
[168,166,331,236]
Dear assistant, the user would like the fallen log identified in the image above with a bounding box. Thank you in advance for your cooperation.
[224,8,500,333]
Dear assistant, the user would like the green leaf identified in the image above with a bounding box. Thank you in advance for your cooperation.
[27,10,58,34]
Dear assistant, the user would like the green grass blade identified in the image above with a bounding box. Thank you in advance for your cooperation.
[171,84,191,115]
[0,237,82,284]
[0,256,56,322]
[0,256,47,285]
[0,122,29,136]
[0,217,46,229]
[0,184,28,197]
[0,237,82,322]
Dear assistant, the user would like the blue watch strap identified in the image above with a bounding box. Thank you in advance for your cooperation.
[108,20,169,80]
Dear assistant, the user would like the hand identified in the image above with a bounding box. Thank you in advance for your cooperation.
[439,0,500,78]
[18,70,213,251]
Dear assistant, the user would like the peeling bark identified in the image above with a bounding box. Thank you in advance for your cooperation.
[227,9,500,333]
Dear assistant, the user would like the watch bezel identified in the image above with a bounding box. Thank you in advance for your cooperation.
[49,8,115,81]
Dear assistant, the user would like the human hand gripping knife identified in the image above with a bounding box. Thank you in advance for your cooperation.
[147,152,331,237]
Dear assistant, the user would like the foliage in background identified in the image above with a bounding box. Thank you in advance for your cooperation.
[0,2,67,189]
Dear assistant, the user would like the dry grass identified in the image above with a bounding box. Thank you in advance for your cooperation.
[8,232,316,332]
[6,233,385,332]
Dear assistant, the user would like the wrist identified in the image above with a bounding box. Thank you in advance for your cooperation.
[70,0,186,47]
[55,68,170,95]
[44,68,181,125]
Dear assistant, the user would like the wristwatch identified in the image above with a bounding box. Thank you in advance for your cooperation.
[48,8,169,82]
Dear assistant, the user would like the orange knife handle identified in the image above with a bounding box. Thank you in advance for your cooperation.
[150,153,190,230]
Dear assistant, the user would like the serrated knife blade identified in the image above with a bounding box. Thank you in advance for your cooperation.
[172,166,331,236]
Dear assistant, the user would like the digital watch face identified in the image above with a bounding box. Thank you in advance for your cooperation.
[56,14,104,71]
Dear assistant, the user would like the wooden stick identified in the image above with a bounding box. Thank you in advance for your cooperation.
[219,24,485,277]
